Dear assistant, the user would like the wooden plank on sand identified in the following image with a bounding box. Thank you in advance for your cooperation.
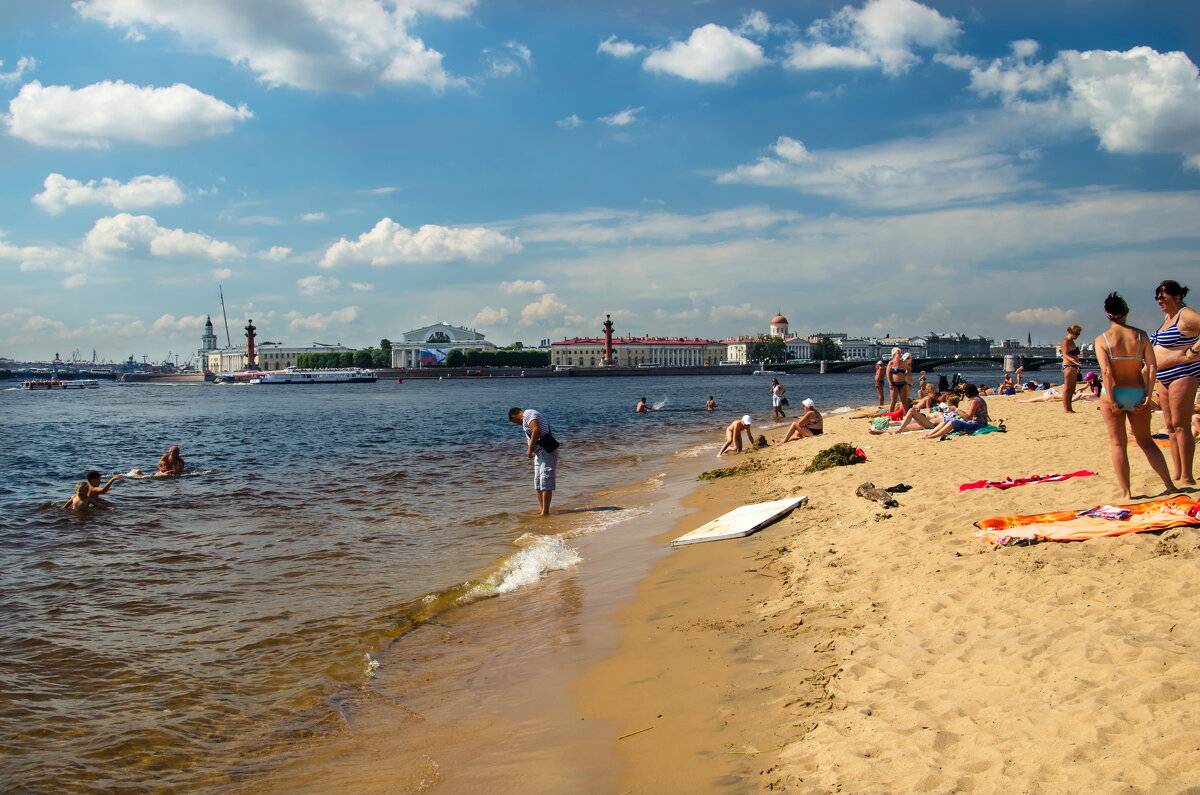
[670,496,808,547]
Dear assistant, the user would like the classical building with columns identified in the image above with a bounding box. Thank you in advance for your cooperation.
[390,322,498,368]
[551,336,726,367]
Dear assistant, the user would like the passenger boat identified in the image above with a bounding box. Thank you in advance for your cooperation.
[223,367,378,384]
[19,379,100,390]
[752,368,788,376]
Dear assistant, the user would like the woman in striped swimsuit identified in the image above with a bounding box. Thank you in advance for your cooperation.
[1151,279,1200,485]
[1095,292,1174,499]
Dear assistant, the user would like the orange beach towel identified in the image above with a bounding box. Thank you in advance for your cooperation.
[973,494,1199,545]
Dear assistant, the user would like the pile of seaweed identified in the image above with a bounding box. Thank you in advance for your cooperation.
[804,442,864,473]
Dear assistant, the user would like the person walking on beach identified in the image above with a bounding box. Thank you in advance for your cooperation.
[718,415,754,456]
[156,446,185,477]
[1095,292,1175,499]
[508,407,558,516]
[1150,279,1200,486]
[1061,324,1084,413]
[770,378,786,419]
[873,361,885,406]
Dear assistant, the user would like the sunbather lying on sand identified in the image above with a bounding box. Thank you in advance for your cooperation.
[870,396,960,435]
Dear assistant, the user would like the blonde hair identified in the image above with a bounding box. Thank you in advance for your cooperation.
[1067,324,1082,335]
[75,481,89,498]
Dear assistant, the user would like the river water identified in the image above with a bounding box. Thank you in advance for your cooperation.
[0,371,936,791]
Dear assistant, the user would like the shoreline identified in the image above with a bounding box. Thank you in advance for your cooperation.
[575,396,1200,791]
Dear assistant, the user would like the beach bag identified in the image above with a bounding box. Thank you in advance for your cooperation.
[538,433,561,453]
[781,397,790,406]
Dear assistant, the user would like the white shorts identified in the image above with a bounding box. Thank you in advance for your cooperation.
[772,396,782,407]
[533,449,558,491]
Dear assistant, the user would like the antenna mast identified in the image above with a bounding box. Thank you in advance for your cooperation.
[219,284,232,347]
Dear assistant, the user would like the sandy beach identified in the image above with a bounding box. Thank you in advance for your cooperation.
[578,395,1200,792]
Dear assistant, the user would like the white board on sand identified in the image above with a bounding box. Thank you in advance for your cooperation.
[671,496,808,547]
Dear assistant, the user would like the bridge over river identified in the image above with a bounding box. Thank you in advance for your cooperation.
[779,356,1096,374]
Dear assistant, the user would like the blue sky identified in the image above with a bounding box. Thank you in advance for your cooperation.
[2,0,1198,363]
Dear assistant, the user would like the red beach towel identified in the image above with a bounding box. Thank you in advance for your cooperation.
[958,470,1097,492]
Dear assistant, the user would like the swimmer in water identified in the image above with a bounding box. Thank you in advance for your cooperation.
[155,446,185,477]
[635,397,656,413]
[85,470,122,505]
[64,481,104,511]
[706,396,716,411]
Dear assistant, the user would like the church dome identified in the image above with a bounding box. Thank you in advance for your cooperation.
[770,314,788,325]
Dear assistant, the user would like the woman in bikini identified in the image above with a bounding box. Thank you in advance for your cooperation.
[886,348,909,413]
[778,399,823,443]
[1061,323,1083,413]
[1096,292,1175,499]
[1151,279,1200,485]
[925,383,988,439]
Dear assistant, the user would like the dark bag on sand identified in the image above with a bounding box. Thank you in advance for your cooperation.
[537,433,561,453]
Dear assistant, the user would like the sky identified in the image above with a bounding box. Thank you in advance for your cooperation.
[2,0,1199,363]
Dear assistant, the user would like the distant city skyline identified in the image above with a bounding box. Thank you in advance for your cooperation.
[2,0,1198,360]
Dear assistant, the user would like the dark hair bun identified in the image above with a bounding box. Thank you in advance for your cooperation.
[1104,291,1128,317]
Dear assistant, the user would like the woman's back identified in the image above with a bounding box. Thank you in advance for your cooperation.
[1098,325,1147,388]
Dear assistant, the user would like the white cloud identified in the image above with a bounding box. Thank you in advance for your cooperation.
[520,293,568,325]
[0,56,36,83]
[364,186,399,194]
[62,273,90,289]
[472,306,509,326]
[736,11,772,37]
[557,113,583,129]
[83,213,243,261]
[6,80,252,148]
[151,313,207,332]
[320,217,521,267]
[515,205,801,244]
[483,41,532,78]
[643,24,768,83]
[598,106,643,126]
[301,212,327,222]
[33,173,186,214]
[263,246,292,261]
[709,303,762,323]
[716,121,1041,208]
[287,306,359,330]
[597,35,644,58]
[1005,307,1077,326]
[298,274,341,296]
[211,267,234,280]
[501,279,548,294]
[954,45,1200,169]
[786,0,960,76]
[74,0,472,93]
[349,281,374,291]
[0,234,87,274]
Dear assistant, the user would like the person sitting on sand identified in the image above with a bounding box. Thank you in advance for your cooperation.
[84,470,122,505]
[998,373,1016,394]
[64,481,109,511]
[912,383,938,410]
[718,415,754,456]
[156,446,185,477]
[925,384,989,439]
[871,395,959,435]
[1095,291,1175,499]
[777,399,823,443]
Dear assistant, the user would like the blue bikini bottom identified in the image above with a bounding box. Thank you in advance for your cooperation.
[1108,387,1146,411]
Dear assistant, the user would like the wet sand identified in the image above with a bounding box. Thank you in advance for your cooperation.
[577,396,1200,792]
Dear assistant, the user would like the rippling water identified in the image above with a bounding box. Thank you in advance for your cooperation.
[0,371,895,791]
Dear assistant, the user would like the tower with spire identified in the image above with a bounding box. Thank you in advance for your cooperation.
[198,316,219,371]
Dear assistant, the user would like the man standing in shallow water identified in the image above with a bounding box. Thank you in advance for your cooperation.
[508,407,557,516]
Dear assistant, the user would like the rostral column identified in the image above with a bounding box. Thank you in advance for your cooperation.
[245,319,259,370]
[602,314,615,365]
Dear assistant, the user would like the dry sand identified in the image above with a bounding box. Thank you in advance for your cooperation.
[577,396,1200,792]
